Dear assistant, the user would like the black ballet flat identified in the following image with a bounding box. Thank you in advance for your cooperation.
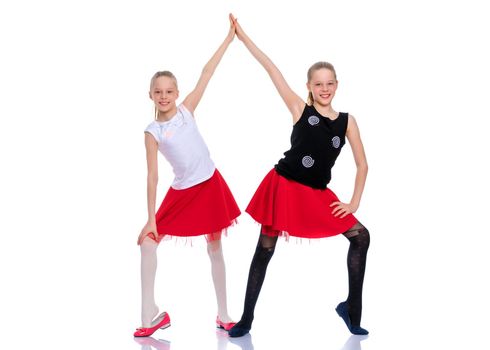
[335,301,369,335]
[228,324,251,338]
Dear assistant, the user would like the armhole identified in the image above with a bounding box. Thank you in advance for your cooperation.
[341,112,349,136]
[179,103,195,119]
[293,104,309,125]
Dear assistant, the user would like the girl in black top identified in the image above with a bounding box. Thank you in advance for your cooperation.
[228,15,370,337]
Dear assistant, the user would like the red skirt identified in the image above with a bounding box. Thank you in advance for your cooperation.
[246,169,357,239]
[149,169,240,243]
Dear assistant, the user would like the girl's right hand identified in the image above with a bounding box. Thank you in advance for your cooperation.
[227,13,237,41]
[138,221,158,245]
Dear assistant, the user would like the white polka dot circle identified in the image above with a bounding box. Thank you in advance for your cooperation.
[332,136,341,148]
[302,155,315,168]
[308,115,320,125]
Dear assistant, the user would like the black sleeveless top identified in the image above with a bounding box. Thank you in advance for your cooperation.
[275,104,349,189]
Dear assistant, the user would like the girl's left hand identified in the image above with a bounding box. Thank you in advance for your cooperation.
[330,201,358,218]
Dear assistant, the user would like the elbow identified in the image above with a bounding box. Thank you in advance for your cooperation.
[201,66,214,77]
[147,172,158,186]
[357,162,368,174]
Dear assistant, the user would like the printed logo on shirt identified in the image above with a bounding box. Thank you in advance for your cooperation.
[302,155,315,168]
[308,115,320,126]
[163,130,174,138]
[332,136,341,148]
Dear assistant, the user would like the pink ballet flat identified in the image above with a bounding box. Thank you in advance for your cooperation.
[134,312,171,337]
[216,316,236,331]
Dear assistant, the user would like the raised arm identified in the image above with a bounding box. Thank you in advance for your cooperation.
[183,14,235,113]
[232,15,305,123]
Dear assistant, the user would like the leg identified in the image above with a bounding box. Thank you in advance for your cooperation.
[207,237,233,323]
[336,222,370,334]
[229,230,278,337]
[140,236,160,328]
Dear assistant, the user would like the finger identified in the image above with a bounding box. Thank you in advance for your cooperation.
[334,207,347,217]
[340,211,349,218]
[330,201,340,207]
[138,231,150,245]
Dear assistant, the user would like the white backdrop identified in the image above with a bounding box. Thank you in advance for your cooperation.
[1,0,489,349]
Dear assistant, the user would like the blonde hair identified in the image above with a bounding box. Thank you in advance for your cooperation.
[150,70,178,90]
[306,62,337,105]
[150,71,178,119]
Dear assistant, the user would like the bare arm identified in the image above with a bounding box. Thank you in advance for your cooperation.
[233,15,305,122]
[346,115,368,211]
[137,132,159,244]
[346,115,368,210]
[183,14,235,113]
[331,115,368,218]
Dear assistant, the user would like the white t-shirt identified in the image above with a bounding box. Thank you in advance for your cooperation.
[144,104,215,189]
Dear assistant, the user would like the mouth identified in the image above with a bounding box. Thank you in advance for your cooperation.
[159,101,170,107]
[319,93,331,99]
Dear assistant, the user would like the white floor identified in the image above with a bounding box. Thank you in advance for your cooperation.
[2,223,487,349]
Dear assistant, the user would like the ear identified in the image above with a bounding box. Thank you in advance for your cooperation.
[305,82,311,92]
[148,91,152,99]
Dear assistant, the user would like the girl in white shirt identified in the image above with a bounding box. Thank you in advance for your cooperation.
[134,15,240,337]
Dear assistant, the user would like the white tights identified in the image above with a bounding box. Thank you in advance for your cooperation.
[139,236,232,327]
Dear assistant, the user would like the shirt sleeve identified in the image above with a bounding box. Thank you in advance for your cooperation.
[144,122,160,144]
[179,103,195,119]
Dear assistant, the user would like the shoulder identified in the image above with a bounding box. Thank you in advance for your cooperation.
[346,114,361,135]
[347,114,358,126]
[293,103,310,125]
[144,120,159,133]
[179,103,195,118]
[144,121,160,143]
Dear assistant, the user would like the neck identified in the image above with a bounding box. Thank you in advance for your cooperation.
[156,105,178,121]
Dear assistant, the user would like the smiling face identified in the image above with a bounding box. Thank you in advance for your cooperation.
[149,75,179,117]
[307,67,338,107]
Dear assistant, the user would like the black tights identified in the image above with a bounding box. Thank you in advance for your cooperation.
[235,223,370,330]
[236,234,278,328]
[343,222,370,326]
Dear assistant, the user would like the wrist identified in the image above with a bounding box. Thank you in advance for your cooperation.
[349,201,360,211]
[147,217,156,225]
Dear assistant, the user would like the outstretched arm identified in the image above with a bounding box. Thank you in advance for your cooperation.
[331,115,368,218]
[183,14,235,113]
[232,15,305,123]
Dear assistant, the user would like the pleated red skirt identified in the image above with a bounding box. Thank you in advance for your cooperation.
[149,169,240,243]
[246,169,357,239]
